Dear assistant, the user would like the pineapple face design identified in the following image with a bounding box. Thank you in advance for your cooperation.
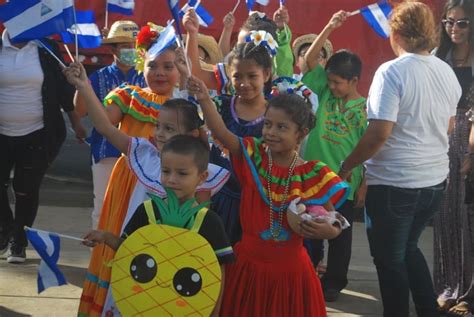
[111,224,222,316]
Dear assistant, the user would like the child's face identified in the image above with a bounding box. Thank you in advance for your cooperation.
[154,108,189,151]
[262,107,305,154]
[160,151,208,202]
[230,59,270,101]
[327,73,357,100]
[144,50,180,96]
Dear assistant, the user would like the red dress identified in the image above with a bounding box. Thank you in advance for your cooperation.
[220,137,349,317]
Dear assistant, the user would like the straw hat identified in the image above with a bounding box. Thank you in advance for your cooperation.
[102,20,140,44]
[183,33,223,65]
[292,34,333,60]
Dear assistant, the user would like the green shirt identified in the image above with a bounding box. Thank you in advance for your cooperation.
[275,24,294,77]
[302,65,367,200]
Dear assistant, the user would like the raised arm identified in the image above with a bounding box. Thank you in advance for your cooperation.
[218,12,235,57]
[63,62,130,154]
[183,9,219,90]
[304,11,348,72]
[187,76,241,157]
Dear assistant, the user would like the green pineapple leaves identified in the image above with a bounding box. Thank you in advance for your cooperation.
[148,188,210,229]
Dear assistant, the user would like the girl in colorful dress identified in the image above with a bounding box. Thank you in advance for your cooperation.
[187,74,349,315]
[67,24,224,317]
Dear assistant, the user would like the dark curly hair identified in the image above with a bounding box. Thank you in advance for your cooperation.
[266,93,316,131]
[241,12,278,40]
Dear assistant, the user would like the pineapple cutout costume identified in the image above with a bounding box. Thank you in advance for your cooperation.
[110,190,222,316]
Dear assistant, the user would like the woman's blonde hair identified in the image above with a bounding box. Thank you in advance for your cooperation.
[390,1,438,52]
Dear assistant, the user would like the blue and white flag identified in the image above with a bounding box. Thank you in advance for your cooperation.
[179,0,214,28]
[359,1,392,39]
[26,228,67,293]
[246,0,269,11]
[167,0,184,38]
[61,11,101,48]
[148,23,177,59]
[0,0,74,43]
[107,0,134,16]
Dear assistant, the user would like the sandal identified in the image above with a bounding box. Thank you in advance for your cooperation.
[448,301,472,316]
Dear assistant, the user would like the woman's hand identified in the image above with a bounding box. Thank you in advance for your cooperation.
[461,154,473,178]
[327,10,349,30]
[62,62,88,90]
[186,76,211,102]
[183,8,200,35]
[354,181,367,208]
[299,218,342,240]
[223,12,235,31]
[273,6,290,30]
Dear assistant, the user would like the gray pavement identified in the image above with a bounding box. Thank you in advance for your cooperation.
[0,199,435,317]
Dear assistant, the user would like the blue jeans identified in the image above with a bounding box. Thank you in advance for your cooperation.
[366,182,446,317]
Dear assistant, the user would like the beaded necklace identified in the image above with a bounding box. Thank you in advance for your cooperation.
[266,148,298,240]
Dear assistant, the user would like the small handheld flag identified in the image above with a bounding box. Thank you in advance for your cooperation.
[148,23,178,60]
[246,0,269,11]
[25,227,70,293]
[107,0,134,16]
[61,10,101,48]
[351,1,392,39]
[179,0,214,28]
[0,0,75,43]
[168,0,184,38]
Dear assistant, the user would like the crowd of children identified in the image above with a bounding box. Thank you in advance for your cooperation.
[58,1,472,316]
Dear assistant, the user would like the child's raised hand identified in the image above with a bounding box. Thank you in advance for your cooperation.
[63,62,88,89]
[186,76,211,101]
[223,12,235,30]
[175,47,191,78]
[183,8,200,35]
[328,10,349,30]
[273,6,289,30]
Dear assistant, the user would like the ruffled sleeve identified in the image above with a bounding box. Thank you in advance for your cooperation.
[128,137,230,197]
[104,84,162,123]
[232,137,350,209]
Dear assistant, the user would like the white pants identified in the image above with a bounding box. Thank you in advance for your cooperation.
[91,157,118,229]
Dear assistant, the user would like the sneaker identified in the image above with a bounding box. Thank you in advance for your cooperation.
[7,243,26,264]
[323,288,340,302]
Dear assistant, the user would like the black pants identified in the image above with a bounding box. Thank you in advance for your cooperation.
[0,129,49,246]
[307,200,355,291]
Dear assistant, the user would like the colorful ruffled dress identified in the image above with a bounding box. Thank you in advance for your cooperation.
[210,95,264,244]
[220,137,349,316]
[78,85,166,317]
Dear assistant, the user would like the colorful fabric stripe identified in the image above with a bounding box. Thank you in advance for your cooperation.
[240,137,349,210]
[214,63,234,96]
[85,272,110,289]
[104,84,162,123]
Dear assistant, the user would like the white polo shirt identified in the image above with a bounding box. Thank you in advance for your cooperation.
[0,30,44,136]
[366,53,461,188]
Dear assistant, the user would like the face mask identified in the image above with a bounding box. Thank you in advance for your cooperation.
[118,48,136,66]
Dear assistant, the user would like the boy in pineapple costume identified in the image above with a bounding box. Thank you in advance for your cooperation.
[83,135,234,316]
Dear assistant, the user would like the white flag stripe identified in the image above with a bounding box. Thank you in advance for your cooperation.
[68,23,101,36]
[39,260,60,289]
[367,3,390,36]
[7,3,62,38]
[37,231,55,257]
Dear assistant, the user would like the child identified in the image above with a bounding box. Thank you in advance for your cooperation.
[83,135,234,317]
[301,11,368,302]
[184,8,294,95]
[292,33,333,81]
[63,25,228,316]
[187,75,350,316]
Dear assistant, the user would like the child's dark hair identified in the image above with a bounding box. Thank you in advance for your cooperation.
[266,94,316,131]
[229,42,273,95]
[241,13,278,40]
[161,99,204,132]
[161,135,209,172]
[325,49,362,80]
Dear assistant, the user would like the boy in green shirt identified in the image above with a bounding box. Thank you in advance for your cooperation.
[300,10,367,302]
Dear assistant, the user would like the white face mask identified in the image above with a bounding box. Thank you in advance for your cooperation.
[118,48,137,66]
